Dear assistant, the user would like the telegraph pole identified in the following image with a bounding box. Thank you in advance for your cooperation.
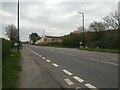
[17,0,19,52]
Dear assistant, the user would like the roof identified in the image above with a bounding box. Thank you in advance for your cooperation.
[45,36,62,38]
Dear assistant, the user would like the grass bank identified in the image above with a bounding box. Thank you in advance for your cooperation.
[2,48,21,88]
[78,48,118,53]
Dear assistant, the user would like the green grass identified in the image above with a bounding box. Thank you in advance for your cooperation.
[2,48,21,88]
[78,47,118,53]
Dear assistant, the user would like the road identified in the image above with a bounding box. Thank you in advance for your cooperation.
[21,44,118,89]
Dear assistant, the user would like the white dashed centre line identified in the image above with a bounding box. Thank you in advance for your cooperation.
[63,69,73,76]
[73,76,84,83]
[76,87,81,90]
[39,55,42,57]
[46,59,51,62]
[52,63,59,67]
[85,83,97,89]
[42,57,45,59]
[64,78,74,85]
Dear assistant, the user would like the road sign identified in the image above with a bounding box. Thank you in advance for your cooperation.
[14,43,18,46]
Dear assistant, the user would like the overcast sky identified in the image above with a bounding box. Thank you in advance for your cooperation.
[0,0,119,41]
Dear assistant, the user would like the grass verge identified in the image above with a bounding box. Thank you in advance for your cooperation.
[78,48,118,53]
[2,48,21,88]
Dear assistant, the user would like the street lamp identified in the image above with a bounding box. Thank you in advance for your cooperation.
[79,12,85,46]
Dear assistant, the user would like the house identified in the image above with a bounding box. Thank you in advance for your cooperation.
[35,35,62,45]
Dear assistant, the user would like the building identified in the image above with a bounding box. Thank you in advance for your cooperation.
[35,35,62,45]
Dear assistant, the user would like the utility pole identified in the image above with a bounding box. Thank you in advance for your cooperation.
[79,12,85,46]
[17,0,19,52]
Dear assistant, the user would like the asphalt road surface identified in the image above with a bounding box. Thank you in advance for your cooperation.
[20,44,118,89]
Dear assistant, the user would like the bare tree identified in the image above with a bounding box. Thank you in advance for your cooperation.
[103,11,119,30]
[89,21,106,32]
[77,26,87,33]
[5,24,18,42]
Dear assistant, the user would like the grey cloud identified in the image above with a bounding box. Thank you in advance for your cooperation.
[1,1,118,41]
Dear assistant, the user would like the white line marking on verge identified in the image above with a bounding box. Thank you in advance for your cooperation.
[63,69,73,76]
[64,78,74,85]
[52,63,59,67]
[85,83,96,88]
[46,59,51,62]
[42,57,45,59]
[103,61,118,66]
[87,58,118,66]
[60,52,74,56]
[73,76,84,83]
[106,55,118,61]
[49,49,56,52]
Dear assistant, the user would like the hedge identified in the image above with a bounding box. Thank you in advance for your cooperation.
[2,38,11,59]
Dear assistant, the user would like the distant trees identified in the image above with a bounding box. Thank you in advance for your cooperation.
[5,24,18,42]
[61,11,119,49]
[29,33,40,44]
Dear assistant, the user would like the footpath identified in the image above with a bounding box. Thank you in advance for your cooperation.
[19,46,61,88]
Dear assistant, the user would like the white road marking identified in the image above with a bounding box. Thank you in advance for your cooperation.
[64,78,74,85]
[85,83,96,88]
[46,59,51,62]
[42,57,45,59]
[37,54,39,56]
[87,58,118,66]
[73,76,84,83]
[39,55,42,57]
[76,87,81,90]
[52,63,59,67]
[60,51,74,56]
[33,52,36,54]
[63,69,73,76]
[106,55,118,61]
[49,49,56,51]
[103,61,118,66]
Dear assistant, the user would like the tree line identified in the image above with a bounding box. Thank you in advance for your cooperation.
[62,11,119,49]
